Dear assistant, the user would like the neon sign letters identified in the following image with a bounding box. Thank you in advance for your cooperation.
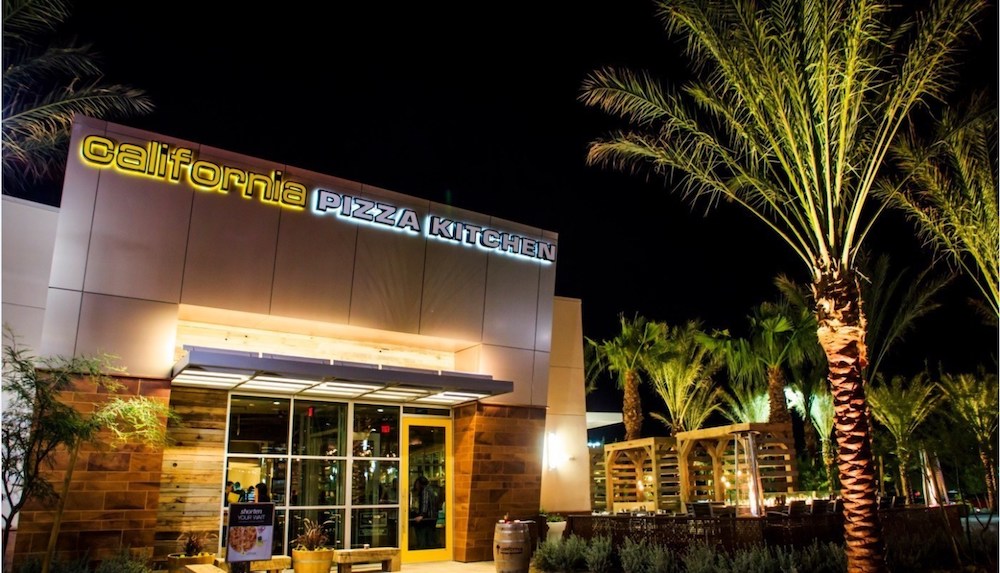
[80,135,556,263]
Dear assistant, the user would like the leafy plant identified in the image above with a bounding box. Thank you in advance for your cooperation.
[648,543,681,573]
[583,535,614,573]
[793,541,847,573]
[293,518,329,551]
[546,513,566,523]
[177,530,217,557]
[93,548,152,573]
[618,537,653,573]
[532,534,587,573]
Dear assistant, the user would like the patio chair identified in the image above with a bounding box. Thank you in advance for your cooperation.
[810,499,830,514]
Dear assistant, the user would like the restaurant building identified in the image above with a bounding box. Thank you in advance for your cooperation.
[2,116,593,566]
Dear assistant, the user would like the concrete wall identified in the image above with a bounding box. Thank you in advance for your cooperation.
[540,297,592,513]
[2,197,59,351]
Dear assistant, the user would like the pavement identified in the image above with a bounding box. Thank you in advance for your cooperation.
[395,561,496,572]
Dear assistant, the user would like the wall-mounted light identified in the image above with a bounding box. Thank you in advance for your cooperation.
[545,432,569,470]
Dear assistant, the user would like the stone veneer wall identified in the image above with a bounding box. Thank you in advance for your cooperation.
[153,387,227,563]
[452,403,545,562]
[13,376,170,567]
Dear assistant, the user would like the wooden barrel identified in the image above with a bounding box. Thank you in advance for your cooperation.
[493,521,532,573]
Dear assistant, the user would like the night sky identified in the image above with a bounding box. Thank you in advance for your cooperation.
[38,1,1000,438]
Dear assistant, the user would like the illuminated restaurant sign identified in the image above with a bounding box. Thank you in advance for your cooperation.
[80,135,556,263]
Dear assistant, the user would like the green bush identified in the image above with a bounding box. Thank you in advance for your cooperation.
[725,545,794,573]
[618,537,652,573]
[94,548,152,573]
[793,540,847,573]
[14,555,89,573]
[532,534,587,573]
[680,543,721,573]
[648,543,681,573]
[583,535,615,573]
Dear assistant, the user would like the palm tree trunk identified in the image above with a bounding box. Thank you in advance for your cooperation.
[622,370,643,441]
[814,270,885,573]
[42,442,80,573]
[803,415,820,459]
[977,446,997,512]
[766,366,791,423]
[897,450,911,505]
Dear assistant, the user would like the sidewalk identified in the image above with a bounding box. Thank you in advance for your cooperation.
[397,561,496,572]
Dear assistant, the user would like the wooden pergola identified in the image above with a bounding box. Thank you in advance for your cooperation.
[603,423,798,513]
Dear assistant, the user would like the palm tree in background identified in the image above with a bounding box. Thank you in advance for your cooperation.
[579,1,987,568]
[587,314,669,441]
[787,384,836,489]
[703,299,813,424]
[937,368,999,511]
[878,92,999,320]
[647,320,724,434]
[720,376,769,424]
[3,0,154,197]
[867,373,941,504]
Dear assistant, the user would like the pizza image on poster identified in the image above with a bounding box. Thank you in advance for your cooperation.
[227,503,274,563]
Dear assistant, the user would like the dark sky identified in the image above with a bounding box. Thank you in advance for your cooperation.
[48,1,999,436]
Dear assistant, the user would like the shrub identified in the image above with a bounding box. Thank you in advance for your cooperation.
[726,545,794,573]
[648,543,681,573]
[680,543,721,573]
[794,540,847,573]
[583,535,614,573]
[619,537,652,573]
[14,555,89,573]
[94,548,153,573]
[293,518,329,550]
[532,534,588,573]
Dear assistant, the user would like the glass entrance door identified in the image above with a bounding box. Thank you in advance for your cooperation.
[401,417,451,563]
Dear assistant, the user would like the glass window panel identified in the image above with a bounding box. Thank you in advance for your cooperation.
[289,509,344,550]
[351,508,398,548]
[352,405,399,458]
[225,457,286,505]
[292,400,347,456]
[228,396,290,454]
[351,460,400,505]
[291,459,345,507]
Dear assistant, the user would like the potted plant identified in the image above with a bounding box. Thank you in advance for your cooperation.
[291,518,334,573]
[167,530,218,573]
[545,513,567,543]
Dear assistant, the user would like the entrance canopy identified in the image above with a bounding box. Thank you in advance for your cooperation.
[171,346,513,406]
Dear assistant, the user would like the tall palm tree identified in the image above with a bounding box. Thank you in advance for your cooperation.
[867,373,941,504]
[586,313,669,441]
[579,1,987,568]
[878,92,999,320]
[937,368,999,511]
[647,320,724,434]
[3,0,154,197]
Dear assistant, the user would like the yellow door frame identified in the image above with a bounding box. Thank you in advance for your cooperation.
[400,416,452,563]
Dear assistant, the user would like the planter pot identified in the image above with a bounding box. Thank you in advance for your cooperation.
[291,548,335,573]
[545,521,567,544]
[167,553,215,573]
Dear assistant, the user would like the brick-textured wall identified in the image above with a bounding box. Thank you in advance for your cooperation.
[452,403,545,562]
[13,376,170,568]
[153,387,227,564]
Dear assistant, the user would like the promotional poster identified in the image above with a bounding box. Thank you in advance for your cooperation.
[227,503,275,562]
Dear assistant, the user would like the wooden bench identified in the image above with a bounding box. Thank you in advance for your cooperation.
[213,555,291,573]
[332,548,401,573]
[185,565,228,573]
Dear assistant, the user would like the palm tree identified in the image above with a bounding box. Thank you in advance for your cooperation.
[867,373,941,504]
[3,0,154,197]
[586,313,669,441]
[704,299,813,424]
[878,92,999,320]
[937,368,999,511]
[647,320,724,434]
[786,384,836,489]
[720,376,769,424]
[579,1,987,568]
[860,253,953,382]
